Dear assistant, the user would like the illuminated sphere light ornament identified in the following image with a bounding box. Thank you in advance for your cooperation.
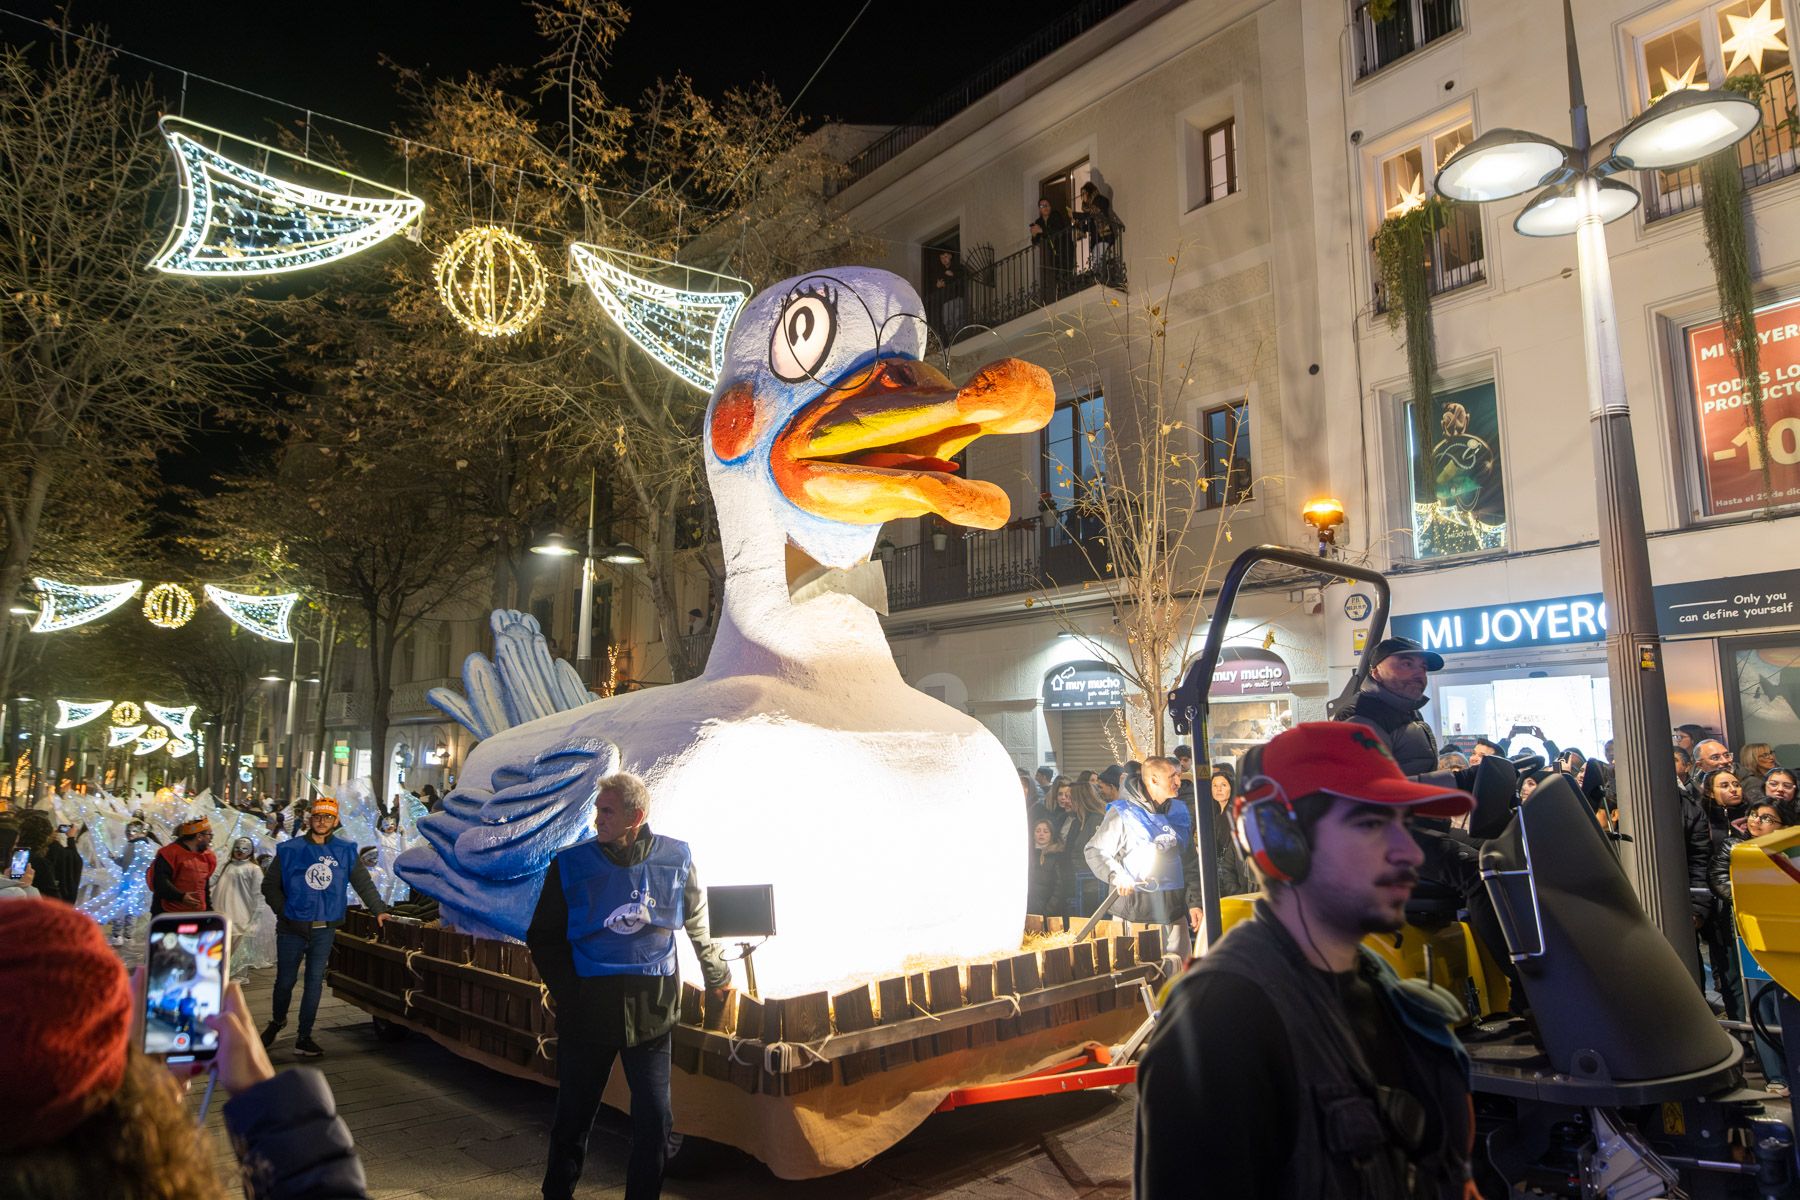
[30,577,142,633]
[434,225,547,338]
[149,118,424,277]
[203,585,298,642]
[143,583,197,630]
[56,700,112,730]
[569,243,749,392]
[111,701,143,727]
[402,268,1055,1010]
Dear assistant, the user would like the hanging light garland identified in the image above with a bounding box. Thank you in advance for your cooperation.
[133,728,171,756]
[144,703,198,739]
[30,577,142,633]
[143,583,198,630]
[150,118,424,277]
[108,723,148,747]
[434,225,547,337]
[55,700,113,730]
[568,243,749,392]
[203,585,299,642]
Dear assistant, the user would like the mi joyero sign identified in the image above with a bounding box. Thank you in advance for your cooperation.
[1043,661,1126,710]
[1395,595,1610,655]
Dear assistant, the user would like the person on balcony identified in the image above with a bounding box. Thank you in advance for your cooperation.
[1030,198,1072,300]
[1075,182,1123,286]
[929,247,964,335]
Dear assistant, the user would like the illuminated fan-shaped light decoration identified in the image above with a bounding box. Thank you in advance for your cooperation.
[203,585,298,642]
[144,703,198,739]
[108,723,148,747]
[55,700,112,730]
[143,583,197,630]
[166,736,196,759]
[150,118,424,277]
[134,727,171,756]
[568,244,750,392]
[435,226,547,337]
[30,577,142,633]
[111,701,143,726]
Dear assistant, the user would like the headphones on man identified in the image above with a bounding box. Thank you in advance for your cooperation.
[1230,743,1312,884]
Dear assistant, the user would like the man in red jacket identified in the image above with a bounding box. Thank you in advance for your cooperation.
[150,816,215,914]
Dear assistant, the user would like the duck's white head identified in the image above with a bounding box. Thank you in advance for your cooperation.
[704,267,1053,573]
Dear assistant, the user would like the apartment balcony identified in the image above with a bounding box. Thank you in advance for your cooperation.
[1371,200,1485,314]
[927,230,1127,345]
[881,516,1107,613]
[1644,70,1800,222]
[1352,0,1462,80]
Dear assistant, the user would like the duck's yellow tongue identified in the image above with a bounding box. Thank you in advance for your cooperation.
[770,357,1054,529]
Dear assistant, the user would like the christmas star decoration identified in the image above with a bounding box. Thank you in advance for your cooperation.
[569,244,750,392]
[1721,1,1788,76]
[203,585,299,642]
[1386,173,1427,218]
[1658,56,1703,98]
[150,118,424,277]
[30,577,143,633]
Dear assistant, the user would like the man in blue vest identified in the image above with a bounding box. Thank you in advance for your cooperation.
[1084,756,1200,958]
[527,771,730,1200]
[1136,722,1478,1199]
[259,796,389,1058]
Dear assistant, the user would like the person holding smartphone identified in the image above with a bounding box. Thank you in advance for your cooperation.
[260,796,389,1057]
[0,823,39,901]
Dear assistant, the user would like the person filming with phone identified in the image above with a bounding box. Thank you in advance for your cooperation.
[1136,723,1480,1199]
[0,897,375,1199]
[260,796,389,1058]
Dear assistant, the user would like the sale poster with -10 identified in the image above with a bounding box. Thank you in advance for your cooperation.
[1688,295,1800,514]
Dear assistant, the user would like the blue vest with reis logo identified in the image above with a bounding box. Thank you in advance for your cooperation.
[1109,796,1193,893]
[559,835,692,978]
[276,835,359,923]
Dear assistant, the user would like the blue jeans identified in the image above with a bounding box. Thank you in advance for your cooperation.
[271,925,336,1038]
[543,1027,672,1200]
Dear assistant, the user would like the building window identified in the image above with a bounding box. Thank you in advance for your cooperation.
[426,621,453,679]
[1043,392,1106,542]
[1400,379,1506,559]
[1187,118,1240,207]
[1370,118,1485,308]
[1681,293,1800,516]
[1635,1,1799,220]
[1199,401,1252,508]
[1353,0,1463,79]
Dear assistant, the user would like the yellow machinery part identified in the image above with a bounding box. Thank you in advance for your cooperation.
[1731,825,1800,995]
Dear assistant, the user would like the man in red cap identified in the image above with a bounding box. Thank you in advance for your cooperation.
[1135,722,1481,1200]
[149,815,215,915]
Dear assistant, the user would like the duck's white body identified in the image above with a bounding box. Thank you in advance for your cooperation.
[400,267,1051,997]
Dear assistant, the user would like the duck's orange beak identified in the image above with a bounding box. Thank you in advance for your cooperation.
[770,357,1054,529]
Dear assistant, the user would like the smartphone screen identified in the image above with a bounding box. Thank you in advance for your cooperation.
[56,823,70,834]
[144,914,228,1061]
[6,848,28,879]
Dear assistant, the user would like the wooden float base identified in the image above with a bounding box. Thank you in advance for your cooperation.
[328,910,1166,1178]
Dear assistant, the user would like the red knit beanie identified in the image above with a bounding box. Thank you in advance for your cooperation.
[0,899,131,1152]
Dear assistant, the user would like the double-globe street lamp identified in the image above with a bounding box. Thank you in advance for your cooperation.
[532,466,646,684]
[1432,0,1761,971]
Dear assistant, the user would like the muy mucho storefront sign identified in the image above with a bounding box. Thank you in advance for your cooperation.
[1390,569,1800,656]
[1043,661,1126,710]
[1210,647,1291,697]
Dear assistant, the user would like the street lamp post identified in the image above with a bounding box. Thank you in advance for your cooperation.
[1434,0,1762,974]
[533,470,647,687]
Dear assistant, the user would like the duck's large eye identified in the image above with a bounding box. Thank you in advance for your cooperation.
[770,292,837,382]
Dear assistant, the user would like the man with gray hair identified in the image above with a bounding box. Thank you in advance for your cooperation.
[1693,739,1734,774]
[528,771,730,1200]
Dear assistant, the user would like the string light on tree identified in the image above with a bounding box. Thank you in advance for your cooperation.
[108,723,147,747]
[435,226,547,337]
[203,585,299,642]
[29,577,142,633]
[55,700,113,730]
[111,701,143,726]
[143,583,198,629]
[150,118,425,277]
[569,244,750,392]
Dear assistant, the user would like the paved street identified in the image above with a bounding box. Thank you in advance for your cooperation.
[198,966,1136,1199]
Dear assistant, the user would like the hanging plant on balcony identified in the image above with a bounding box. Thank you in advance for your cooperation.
[1366,0,1398,21]
[1701,72,1772,493]
[1375,195,1451,488]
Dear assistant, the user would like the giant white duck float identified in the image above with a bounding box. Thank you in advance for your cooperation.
[399,267,1055,998]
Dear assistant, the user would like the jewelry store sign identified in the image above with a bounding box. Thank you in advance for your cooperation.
[1389,569,1800,656]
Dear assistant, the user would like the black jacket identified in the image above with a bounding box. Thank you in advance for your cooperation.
[1683,792,1718,924]
[1334,681,1451,785]
[222,1067,370,1199]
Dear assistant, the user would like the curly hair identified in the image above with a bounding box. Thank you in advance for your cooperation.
[0,1050,225,1200]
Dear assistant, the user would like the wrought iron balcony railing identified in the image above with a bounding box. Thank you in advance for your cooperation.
[881,519,1106,613]
[1371,200,1485,314]
[926,228,1126,344]
[1352,0,1462,80]
[1644,70,1800,222]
